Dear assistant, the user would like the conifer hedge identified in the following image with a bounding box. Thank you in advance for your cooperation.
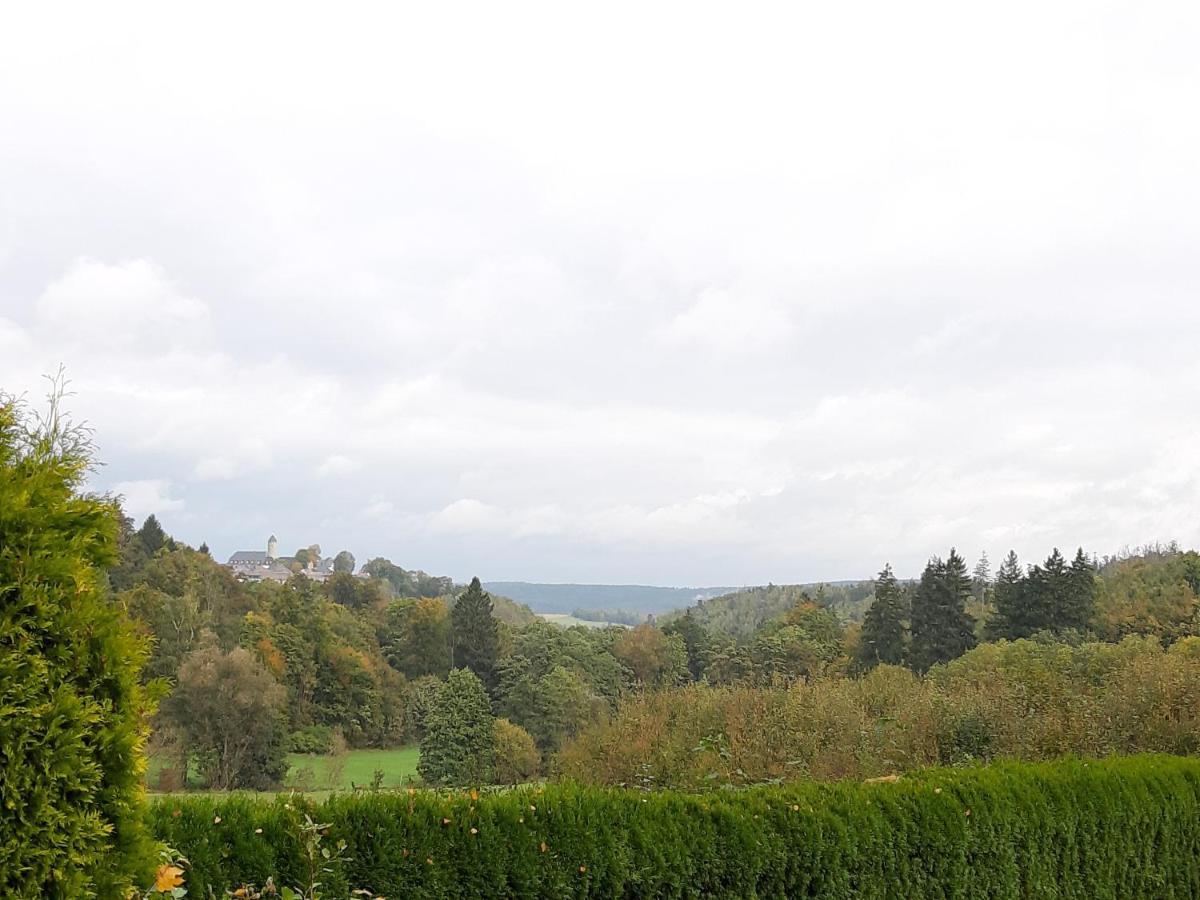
[0,393,156,898]
[150,754,1200,898]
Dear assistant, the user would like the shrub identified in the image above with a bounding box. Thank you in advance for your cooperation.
[559,637,1200,787]
[418,668,494,786]
[149,755,1200,898]
[493,718,540,785]
[0,391,156,897]
[290,724,335,755]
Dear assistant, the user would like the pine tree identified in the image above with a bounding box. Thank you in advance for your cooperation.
[1065,547,1097,632]
[985,550,1025,640]
[972,551,992,604]
[1022,548,1069,636]
[909,549,977,672]
[857,563,907,669]
[451,576,500,692]
[1044,548,1071,628]
[417,668,495,786]
[137,513,167,553]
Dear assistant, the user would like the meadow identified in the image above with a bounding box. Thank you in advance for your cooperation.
[285,746,421,791]
[147,747,421,794]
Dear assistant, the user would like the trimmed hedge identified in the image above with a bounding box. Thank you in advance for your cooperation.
[150,755,1200,898]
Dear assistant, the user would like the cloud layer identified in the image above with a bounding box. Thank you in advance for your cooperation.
[2,2,1199,583]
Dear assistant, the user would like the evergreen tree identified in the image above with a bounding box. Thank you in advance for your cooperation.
[985,550,1025,640]
[451,576,500,692]
[1021,549,1070,636]
[909,549,977,672]
[1065,547,1097,632]
[138,513,168,554]
[417,668,495,786]
[856,563,907,669]
[1,390,156,896]
[971,551,992,604]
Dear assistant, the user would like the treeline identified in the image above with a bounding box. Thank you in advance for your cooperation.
[559,635,1200,787]
[660,581,875,639]
[110,518,684,789]
[113,509,1200,791]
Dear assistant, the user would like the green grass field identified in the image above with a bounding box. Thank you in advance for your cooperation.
[285,747,420,791]
[147,746,421,794]
[540,612,631,629]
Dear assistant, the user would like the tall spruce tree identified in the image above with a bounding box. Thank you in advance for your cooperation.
[1020,548,1070,636]
[857,563,907,669]
[971,551,992,605]
[137,513,168,554]
[909,549,977,672]
[451,576,500,692]
[985,550,1025,640]
[1065,547,1097,632]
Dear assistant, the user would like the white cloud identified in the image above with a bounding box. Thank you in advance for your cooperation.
[362,496,395,520]
[192,439,273,481]
[110,479,184,521]
[35,259,209,348]
[661,287,796,352]
[315,455,361,478]
[2,4,1200,581]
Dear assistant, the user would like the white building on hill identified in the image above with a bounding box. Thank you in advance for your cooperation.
[226,534,335,583]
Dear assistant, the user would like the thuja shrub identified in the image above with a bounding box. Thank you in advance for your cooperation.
[0,392,156,898]
[150,755,1200,898]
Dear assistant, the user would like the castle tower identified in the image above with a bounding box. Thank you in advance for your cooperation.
[267,534,278,559]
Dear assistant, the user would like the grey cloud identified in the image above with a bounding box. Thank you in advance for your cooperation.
[2,2,1199,583]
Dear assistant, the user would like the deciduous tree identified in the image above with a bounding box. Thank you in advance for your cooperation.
[166,633,289,790]
[612,623,688,687]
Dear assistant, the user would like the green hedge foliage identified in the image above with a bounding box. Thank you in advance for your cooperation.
[150,755,1200,898]
[0,397,156,898]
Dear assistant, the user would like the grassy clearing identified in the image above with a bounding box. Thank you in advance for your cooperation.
[285,747,420,792]
[147,747,421,794]
[539,612,630,628]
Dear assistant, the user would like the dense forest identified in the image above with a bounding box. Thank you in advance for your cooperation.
[111,507,1200,792]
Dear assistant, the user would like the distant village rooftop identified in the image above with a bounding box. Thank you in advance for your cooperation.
[225,534,339,583]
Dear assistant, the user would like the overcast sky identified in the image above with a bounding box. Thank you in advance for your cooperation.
[2,2,1198,585]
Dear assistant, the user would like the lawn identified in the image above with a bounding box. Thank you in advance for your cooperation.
[147,746,421,794]
[540,612,631,629]
[285,747,421,792]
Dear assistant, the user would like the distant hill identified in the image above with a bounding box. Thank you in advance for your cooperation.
[478,592,541,626]
[482,582,739,616]
[659,581,876,640]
